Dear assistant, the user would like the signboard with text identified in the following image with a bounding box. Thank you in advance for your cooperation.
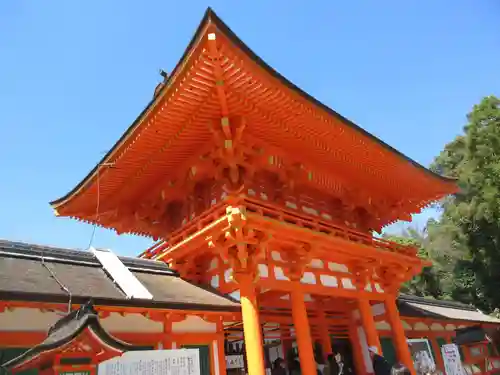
[98,349,200,375]
[442,344,465,375]
[226,355,245,369]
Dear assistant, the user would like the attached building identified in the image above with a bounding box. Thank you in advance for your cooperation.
[1,240,500,375]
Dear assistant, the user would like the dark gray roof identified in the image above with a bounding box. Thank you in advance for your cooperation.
[1,240,496,323]
[397,294,500,324]
[0,239,239,311]
[3,302,152,371]
[398,294,477,311]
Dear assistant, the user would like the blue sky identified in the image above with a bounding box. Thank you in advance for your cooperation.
[1,1,499,256]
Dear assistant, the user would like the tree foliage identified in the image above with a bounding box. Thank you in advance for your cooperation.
[390,96,500,313]
[385,228,443,299]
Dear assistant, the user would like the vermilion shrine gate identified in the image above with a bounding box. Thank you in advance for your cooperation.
[49,8,458,375]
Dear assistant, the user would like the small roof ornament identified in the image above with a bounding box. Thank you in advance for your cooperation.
[154,69,169,98]
[2,300,153,373]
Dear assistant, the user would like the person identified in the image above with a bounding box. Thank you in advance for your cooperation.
[368,346,392,375]
[272,358,287,375]
[391,363,411,375]
[290,357,301,375]
[328,353,340,375]
[316,358,326,375]
[335,352,345,375]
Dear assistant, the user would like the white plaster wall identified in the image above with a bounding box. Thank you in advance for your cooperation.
[0,308,225,335]
[375,321,391,330]
[402,320,412,330]
[211,274,220,288]
[225,269,233,283]
[259,264,269,278]
[0,308,163,333]
[0,308,60,331]
[320,274,338,287]
[328,263,349,273]
[102,313,162,333]
[172,315,216,333]
[301,272,316,284]
[445,324,457,331]
[341,278,355,289]
[309,259,324,269]
[258,261,388,295]
[271,251,283,261]
[274,267,289,281]
[430,323,445,331]
[371,303,385,317]
[414,322,430,331]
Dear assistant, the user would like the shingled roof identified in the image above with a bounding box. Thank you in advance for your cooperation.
[397,294,500,324]
[1,239,499,324]
[0,239,239,312]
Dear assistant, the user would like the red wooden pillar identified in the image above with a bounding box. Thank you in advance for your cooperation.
[239,272,266,375]
[385,297,415,374]
[358,298,381,354]
[291,282,316,375]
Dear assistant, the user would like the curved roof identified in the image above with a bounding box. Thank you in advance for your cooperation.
[2,302,152,371]
[49,8,457,230]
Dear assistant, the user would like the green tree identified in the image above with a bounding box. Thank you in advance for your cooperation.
[385,227,445,299]
[430,95,500,312]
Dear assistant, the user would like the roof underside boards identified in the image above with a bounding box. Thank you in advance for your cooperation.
[49,8,457,229]
[0,240,239,311]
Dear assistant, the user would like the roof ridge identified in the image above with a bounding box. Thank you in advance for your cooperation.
[0,238,86,253]
[0,239,176,274]
[398,293,476,311]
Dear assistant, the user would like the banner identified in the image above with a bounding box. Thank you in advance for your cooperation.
[98,349,200,375]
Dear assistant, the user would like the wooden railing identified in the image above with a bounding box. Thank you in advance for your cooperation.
[243,197,417,257]
[139,198,418,260]
[139,201,228,259]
